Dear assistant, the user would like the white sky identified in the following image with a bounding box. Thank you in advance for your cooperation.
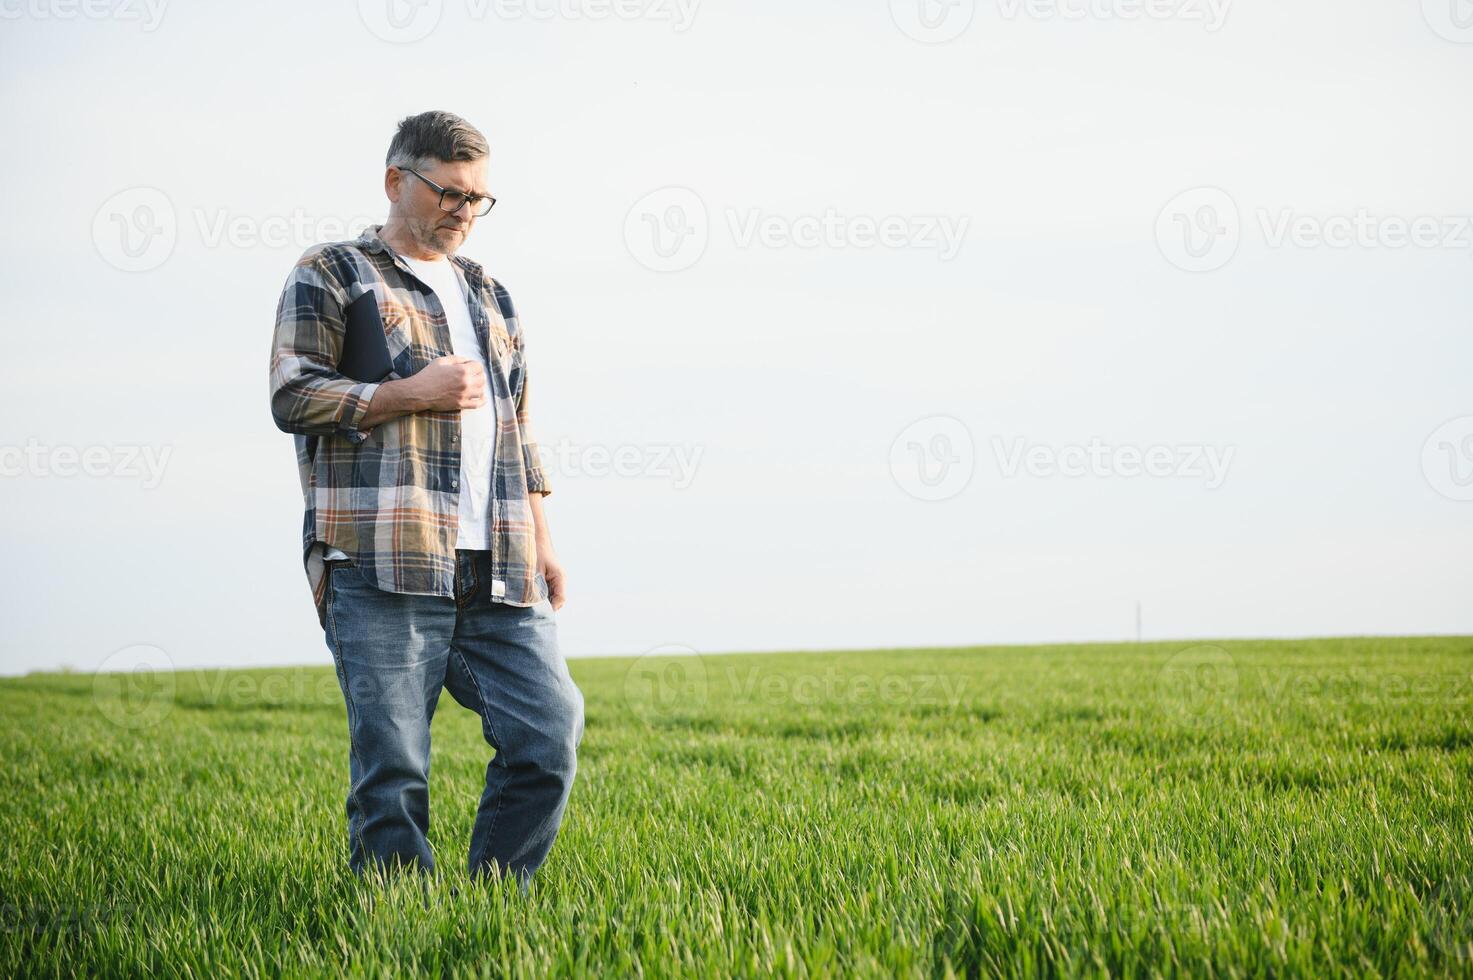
[2,0,1471,674]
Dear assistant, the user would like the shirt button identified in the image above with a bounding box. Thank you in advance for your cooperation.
[451,479,459,489]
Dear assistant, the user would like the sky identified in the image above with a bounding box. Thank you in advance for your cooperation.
[1,0,1471,675]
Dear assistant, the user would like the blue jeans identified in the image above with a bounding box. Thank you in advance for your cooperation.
[321,549,584,883]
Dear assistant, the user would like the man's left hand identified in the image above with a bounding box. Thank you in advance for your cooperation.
[539,550,566,611]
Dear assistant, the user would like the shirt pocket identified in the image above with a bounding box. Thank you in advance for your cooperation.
[500,344,525,400]
[376,301,420,378]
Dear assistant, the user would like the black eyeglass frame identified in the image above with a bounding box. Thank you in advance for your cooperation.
[400,167,497,217]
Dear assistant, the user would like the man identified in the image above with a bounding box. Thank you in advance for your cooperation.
[268,110,583,885]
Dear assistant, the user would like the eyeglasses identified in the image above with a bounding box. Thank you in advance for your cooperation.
[400,167,496,218]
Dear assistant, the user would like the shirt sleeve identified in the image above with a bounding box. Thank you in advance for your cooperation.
[503,285,551,496]
[518,367,551,496]
[268,249,381,443]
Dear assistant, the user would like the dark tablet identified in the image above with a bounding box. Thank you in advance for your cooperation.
[338,291,393,383]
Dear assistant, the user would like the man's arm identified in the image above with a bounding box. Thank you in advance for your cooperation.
[268,252,381,442]
[270,250,488,436]
[357,377,427,429]
[529,490,565,611]
[522,373,563,609]
[509,298,563,609]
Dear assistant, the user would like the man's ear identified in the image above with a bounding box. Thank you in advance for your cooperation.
[384,167,403,206]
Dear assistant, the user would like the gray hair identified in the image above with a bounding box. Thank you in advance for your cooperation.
[385,110,489,170]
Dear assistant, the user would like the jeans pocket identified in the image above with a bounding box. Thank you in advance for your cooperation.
[327,558,363,589]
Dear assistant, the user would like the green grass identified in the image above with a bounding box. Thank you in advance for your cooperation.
[2,636,1470,978]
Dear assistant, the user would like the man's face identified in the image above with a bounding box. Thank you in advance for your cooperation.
[390,157,490,256]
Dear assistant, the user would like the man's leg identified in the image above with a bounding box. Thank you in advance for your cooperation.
[442,554,585,885]
[322,558,456,876]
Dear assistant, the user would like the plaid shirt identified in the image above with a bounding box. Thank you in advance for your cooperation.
[269,224,550,627]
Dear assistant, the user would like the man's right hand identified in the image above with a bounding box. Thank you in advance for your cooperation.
[408,355,487,412]
[359,356,485,430]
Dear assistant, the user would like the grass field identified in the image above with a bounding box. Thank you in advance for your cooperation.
[2,636,1470,977]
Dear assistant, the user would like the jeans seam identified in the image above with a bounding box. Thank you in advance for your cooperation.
[326,565,371,868]
[453,644,507,873]
[451,646,497,745]
[472,771,508,876]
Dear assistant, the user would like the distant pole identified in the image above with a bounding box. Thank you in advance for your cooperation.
[1135,602,1142,644]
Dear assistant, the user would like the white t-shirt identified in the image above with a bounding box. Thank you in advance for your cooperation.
[323,253,495,560]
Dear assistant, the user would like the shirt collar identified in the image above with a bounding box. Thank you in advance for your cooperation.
[356,223,483,283]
